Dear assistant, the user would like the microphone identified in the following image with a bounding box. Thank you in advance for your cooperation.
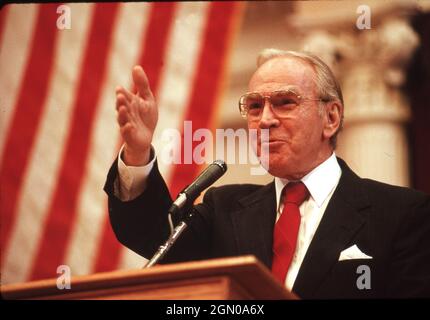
[168,160,227,215]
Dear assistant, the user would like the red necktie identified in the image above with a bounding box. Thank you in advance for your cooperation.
[271,181,309,283]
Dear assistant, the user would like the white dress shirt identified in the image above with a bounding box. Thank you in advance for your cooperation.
[115,148,342,291]
[115,145,156,201]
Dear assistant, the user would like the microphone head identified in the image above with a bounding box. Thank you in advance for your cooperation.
[169,161,227,216]
[181,160,227,201]
[213,159,227,173]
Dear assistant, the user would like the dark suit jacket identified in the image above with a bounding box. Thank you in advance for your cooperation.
[104,157,430,299]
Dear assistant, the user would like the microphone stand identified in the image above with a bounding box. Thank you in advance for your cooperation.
[144,207,197,268]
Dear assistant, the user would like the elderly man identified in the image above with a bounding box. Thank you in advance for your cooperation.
[104,50,430,298]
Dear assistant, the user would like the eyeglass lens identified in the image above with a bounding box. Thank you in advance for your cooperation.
[242,91,299,118]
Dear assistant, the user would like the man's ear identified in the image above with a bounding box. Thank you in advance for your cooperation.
[322,101,343,141]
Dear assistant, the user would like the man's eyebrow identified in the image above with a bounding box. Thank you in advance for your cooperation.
[285,84,300,91]
[252,86,302,95]
[283,85,301,94]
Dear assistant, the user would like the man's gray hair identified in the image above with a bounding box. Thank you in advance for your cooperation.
[257,48,344,148]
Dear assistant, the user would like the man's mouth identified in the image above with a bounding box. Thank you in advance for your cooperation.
[260,138,285,144]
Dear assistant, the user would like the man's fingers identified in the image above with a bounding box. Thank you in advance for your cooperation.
[132,65,153,99]
[115,86,133,102]
[116,93,129,111]
[117,106,129,126]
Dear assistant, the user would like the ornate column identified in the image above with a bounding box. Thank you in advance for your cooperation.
[337,18,419,187]
[290,2,420,187]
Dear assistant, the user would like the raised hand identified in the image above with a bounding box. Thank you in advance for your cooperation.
[115,66,158,166]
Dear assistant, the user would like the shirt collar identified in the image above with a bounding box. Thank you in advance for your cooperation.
[274,153,342,209]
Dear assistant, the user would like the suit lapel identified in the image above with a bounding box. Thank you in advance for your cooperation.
[292,158,372,298]
[231,182,277,268]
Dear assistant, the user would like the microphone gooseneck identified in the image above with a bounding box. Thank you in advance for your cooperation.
[144,161,227,268]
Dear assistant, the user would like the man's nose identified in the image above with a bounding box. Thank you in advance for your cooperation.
[259,100,279,129]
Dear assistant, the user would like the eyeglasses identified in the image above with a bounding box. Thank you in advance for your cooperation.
[238,90,323,120]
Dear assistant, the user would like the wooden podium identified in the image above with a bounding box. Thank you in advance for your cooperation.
[1,255,296,300]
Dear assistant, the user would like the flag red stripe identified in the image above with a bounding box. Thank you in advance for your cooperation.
[136,2,177,94]
[168,2,239,197]
[0,4,9,47]
[93,2,177,272]
[92,208,123,272]
[0,4,59,260]
[29,3,120,280]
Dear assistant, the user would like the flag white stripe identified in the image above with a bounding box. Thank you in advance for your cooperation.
[1,3,94,284]
[0,4,38,162]
[65,3,151,276]
[118,2,211,269]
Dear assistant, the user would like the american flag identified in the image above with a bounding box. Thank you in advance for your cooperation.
[0,2,242,284]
